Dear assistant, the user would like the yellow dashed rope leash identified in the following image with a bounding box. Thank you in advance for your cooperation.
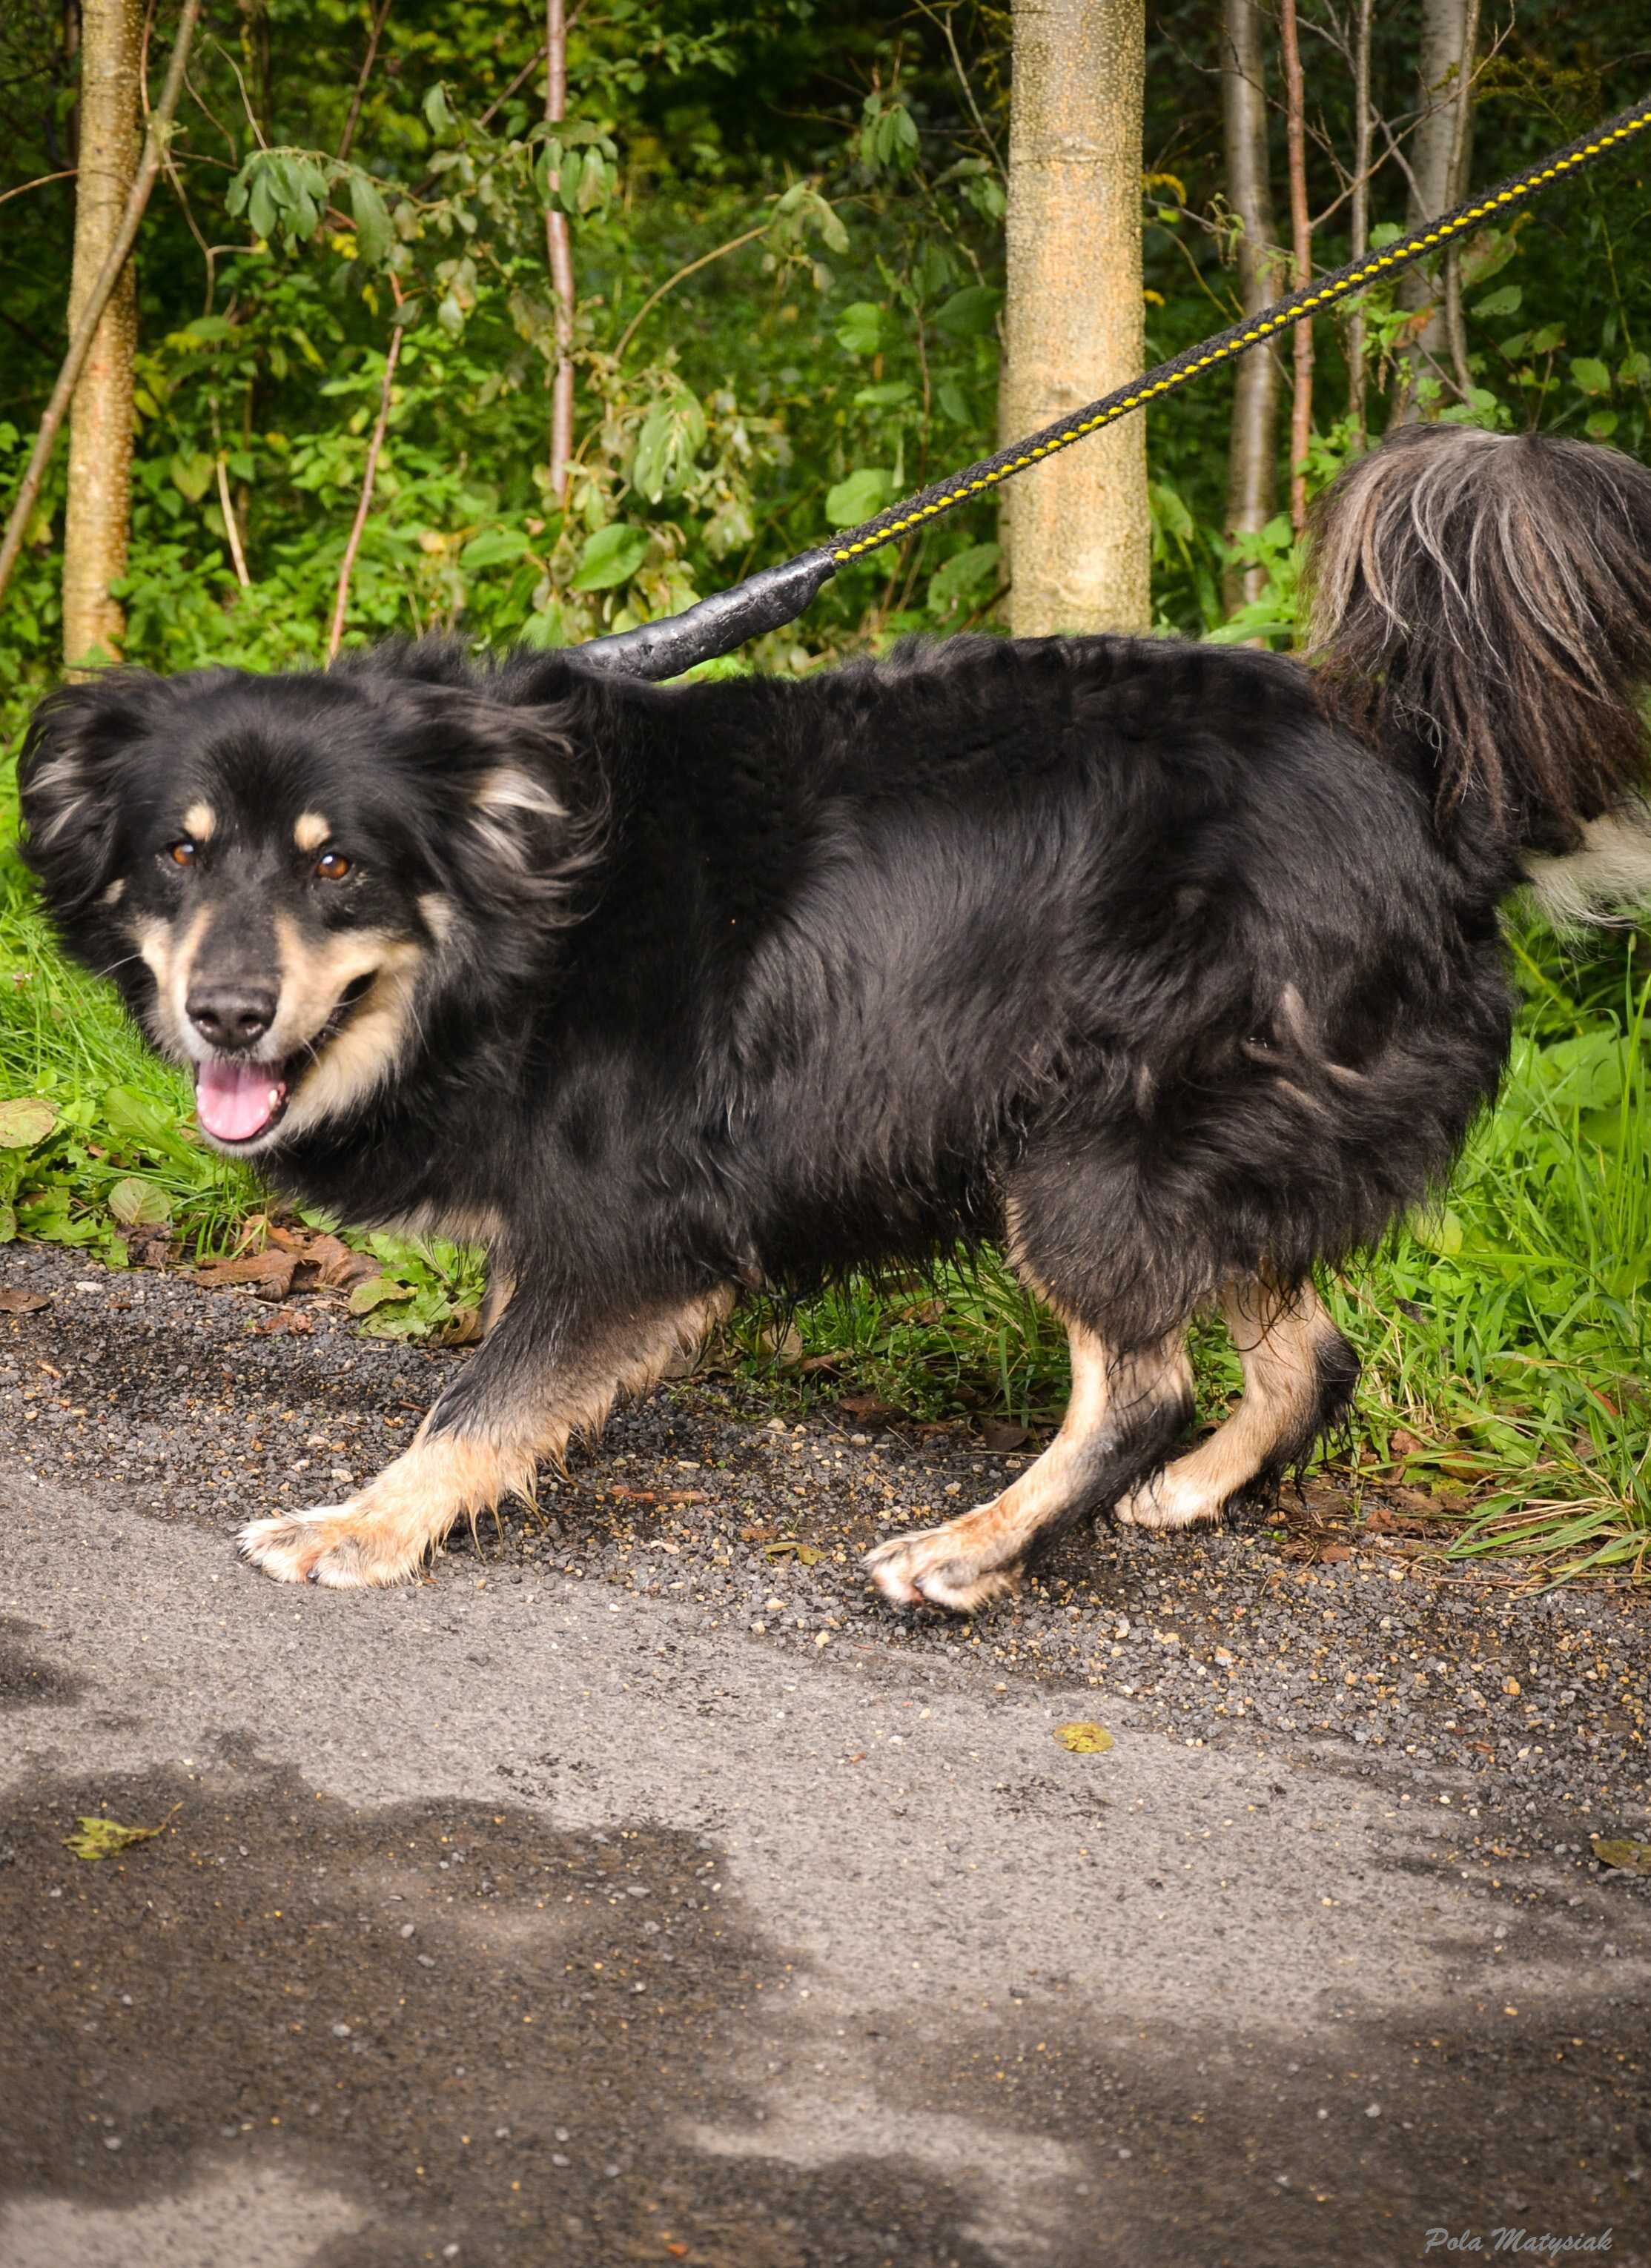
[578,91,1651,679]
[830,93,1651,561]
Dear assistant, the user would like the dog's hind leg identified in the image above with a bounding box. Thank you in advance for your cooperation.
[864,1321,1194,1614]
[1115,1276,1357,1532]
[237,1283,734,1588]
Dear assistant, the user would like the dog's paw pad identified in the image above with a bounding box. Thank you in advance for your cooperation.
[864,1528,1020,1616]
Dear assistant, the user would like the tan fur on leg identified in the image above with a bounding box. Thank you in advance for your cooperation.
[239,1287,733,1588]
[1115,1278,1332,1531]
[864,1325,1191,1614]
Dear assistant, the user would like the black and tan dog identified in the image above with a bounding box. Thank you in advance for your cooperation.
[20,426,1651,1601]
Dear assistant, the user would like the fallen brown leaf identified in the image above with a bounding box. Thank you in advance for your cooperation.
[0,1288,49,1314]
[193,1250,298,1299]
[836,1392,901,1429]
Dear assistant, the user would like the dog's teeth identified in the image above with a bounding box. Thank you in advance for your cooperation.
[268,1087,282,1110]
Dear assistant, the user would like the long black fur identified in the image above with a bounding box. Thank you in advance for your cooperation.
[18,425,1651,1559]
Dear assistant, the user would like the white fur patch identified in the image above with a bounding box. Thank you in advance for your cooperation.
[417,892,457,944]
[101,877,126,906]
[1525,802,1651,925]
[474,767,565,821]
[181,801,216,842]
[470,768,565,875]
[27,755,87,843]
[293,810,331,853]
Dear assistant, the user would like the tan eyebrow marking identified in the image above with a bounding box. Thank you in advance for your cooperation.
[293,812,331,853]
[181,802,216,841]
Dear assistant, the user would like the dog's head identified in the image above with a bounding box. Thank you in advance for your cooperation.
[20,663,589,1155]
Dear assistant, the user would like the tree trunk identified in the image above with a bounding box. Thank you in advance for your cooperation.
[545,0,575,505]
[1000,0,1148,637]
[1397,0,1475,416]
[1345,0,1374,445]
[1219,0,1282,613]
[1279,0,1313,534]
[62,0,141,669]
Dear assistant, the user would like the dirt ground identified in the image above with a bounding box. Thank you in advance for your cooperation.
[1,1239,1647,2267]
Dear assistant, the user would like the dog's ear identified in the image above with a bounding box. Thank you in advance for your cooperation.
[444,705,604,937]
[19,673,168,922]
[464,760,570,887]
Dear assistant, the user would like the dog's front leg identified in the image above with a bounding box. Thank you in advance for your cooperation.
[237,1280,733,1588]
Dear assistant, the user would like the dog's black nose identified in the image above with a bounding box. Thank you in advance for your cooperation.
[187,981,277,1050]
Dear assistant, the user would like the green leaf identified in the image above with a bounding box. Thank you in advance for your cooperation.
[460,526,532,568]
[64,1809,175,1860]
[182,314,235,343]
[423,82,453,133]
[932,285,1001,341]
[569,523,650,591]
[107,1177,171,1228]
[0,1098,56,1150]
[1526,324,1565,354]
[102,1084,199,1171]
[1409,1207,1464,1258]
[169,451,216,503]
[1584,410,1619,441]
[824,466,892,527]
[834,301,883,358]
[0,1202,16,1243]
[1150,479,1196,543]
[575,151,609,216]
[632,389,707,503]
[1473,283,1522,319]
[1569,356,1611,395]
[246,167,279,242]
[348,1275,417,1315]
[349,174,394,267]
[1619,349,1651,385]
[852,380,915,409]
[927,541,999,617]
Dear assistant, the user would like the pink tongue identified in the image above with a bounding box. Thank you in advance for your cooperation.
[196,1058,282,1142]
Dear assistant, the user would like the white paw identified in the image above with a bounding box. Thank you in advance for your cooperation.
[1113,1471,1221,1532]
[864,1523,1022,1615]
[236,1502,418,1588]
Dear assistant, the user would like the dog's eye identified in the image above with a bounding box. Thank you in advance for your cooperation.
[314,849,353,882]
[167,839,197,868]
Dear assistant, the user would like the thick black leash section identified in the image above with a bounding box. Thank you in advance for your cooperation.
[578,90,1651,683]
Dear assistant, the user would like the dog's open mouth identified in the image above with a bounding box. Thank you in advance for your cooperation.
[194,1057,294,1144]
[191,975,377,1146]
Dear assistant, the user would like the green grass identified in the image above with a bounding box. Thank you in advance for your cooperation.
[3,783,1647,1576]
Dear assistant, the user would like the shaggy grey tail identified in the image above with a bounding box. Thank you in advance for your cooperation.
[1305,424,1651,852]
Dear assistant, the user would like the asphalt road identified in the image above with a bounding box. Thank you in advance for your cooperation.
[1,1244,1648,2268]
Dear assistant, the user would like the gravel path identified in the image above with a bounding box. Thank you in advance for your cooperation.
[1,1239,1647,2266]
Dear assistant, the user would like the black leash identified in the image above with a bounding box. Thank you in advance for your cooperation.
[577,89,1651,683]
